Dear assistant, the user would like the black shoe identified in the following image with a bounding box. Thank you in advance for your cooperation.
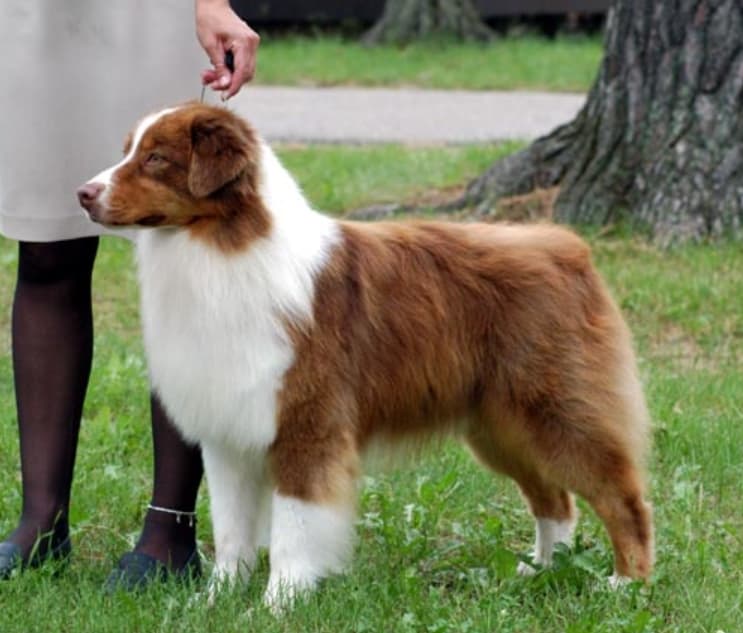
[104,548,202,593]
[0,536,72,580]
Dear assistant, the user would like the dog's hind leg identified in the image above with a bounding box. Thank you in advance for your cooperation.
[466,424,577,574]
[514,481,576,575]
[573,461,654,583]
[518,406,653,582]
[201,442,268,595]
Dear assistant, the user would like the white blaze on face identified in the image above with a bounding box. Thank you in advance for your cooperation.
[86,107,179,203]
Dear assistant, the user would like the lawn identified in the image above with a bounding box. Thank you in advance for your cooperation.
[255,34,603,92]
[0,144,741,632]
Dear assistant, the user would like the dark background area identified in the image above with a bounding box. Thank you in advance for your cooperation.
[230,1,609,35]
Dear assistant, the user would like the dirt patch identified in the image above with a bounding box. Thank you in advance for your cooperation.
[481,186,559,222]
[349,186,560,223]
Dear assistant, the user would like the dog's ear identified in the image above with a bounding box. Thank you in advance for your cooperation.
[188,113,254,198]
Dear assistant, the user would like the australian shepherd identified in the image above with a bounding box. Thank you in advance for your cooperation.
[78,103,653,608]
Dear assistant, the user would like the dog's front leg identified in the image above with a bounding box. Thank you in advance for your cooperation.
[263,429,359,612]
[201,442,269,600]
[264,493,355,611]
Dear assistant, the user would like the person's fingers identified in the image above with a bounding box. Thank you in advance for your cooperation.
[213,63,231,90]
[225,45,255,98]
[203,65,232,95]
[201,68,219,85]
[202,38,231,90]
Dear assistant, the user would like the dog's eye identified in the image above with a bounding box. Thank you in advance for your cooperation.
[145,152,167,166]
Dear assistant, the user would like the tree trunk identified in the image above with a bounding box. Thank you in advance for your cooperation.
[363,0,494,45]
[460,0,743,244]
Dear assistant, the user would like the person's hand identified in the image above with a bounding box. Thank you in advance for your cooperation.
[196,0,260,99]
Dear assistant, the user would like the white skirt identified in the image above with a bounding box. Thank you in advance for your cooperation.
[0,0,208,241]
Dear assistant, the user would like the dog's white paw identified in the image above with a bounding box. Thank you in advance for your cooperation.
[205,572,230,607]
[263,573,316,614]
[607,573,632,590]
[263,579,298,614]
[517,560,538,576]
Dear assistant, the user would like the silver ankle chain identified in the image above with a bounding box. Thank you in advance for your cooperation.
[147,504,197,527]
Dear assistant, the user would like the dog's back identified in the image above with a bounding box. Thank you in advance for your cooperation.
[286,220,646,450]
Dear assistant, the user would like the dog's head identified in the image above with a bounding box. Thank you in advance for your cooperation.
[78,103,270,248]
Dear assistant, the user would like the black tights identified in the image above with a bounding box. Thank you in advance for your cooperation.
[8,237,203,568]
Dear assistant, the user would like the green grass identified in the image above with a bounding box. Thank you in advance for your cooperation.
[255,34,603,92]
[277,142,521,213]
[1,144,742,632]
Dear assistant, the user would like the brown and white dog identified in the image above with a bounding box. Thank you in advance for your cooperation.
[77,103,653,608]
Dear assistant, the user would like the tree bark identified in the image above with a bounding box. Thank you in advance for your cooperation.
[363,0,494,45]
[459,0,743,244]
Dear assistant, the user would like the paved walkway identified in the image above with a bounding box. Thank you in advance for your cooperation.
[230,86,585,144]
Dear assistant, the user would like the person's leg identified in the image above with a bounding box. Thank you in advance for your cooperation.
[132,393,203,569]
[3,237,203,586]
[105,394,203,589]
[3,238,98,564]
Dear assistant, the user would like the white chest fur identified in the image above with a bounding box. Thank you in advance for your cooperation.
[135,151,339,451]
[137,231,289,449]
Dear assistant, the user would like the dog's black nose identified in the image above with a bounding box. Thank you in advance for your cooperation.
[77,182,105,209]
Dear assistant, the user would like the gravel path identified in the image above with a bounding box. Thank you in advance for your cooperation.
[230,85,585,144]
